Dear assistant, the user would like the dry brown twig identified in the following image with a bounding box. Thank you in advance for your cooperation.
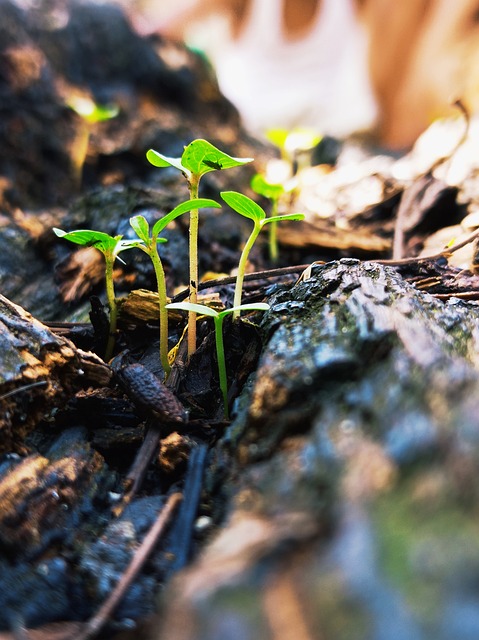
[72,492,182,640]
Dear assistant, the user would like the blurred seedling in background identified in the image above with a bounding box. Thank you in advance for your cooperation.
[66,93,119,189]
[250,128,319,262]
[165,302,270,419]
[53,228,141,360]
[129,198,220,376]
[146,138,253,359]
[220,191,305,318]
[266,127,322,173]
[251,167,294,262]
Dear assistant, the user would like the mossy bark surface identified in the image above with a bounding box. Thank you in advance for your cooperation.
[157,259,479,640]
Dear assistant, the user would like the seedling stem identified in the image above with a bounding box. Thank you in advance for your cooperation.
[220,191,304,319]
[104,251,118,361]
[146,139,253,359]
[187,174,200,359]
[166,301,269,419]
[129,198,220,376]
[53,228,140,361]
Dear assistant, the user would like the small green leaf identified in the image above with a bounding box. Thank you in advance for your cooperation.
[53,228,118,253]
[265,127,322,153]
[265,128,289,150]
[66,96,119,124]
[146,149,186,174]
[54,228,142,258]
[152,198,221,237]
[261,212,305,226]
[251,174,284,200]
[86,103,119,124]
[220,191,265,223]
[129,215,150,244]
[285,128,322,152]
[165,302,219,318]
[182,139,253,178]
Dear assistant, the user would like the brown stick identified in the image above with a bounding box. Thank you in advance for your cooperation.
[170,264,311,302]
[114,421,163,516]
[72,492,182,640]
[376,227,479,267]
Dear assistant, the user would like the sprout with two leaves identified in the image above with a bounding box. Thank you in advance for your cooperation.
[129,198,220,376]
[220,191,305,319]
[53,228,141,360]
[146,139,253,358]
[165,301,270,419]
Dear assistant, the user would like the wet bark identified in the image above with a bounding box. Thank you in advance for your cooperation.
[157,259,479,640]
[0,294,110,453]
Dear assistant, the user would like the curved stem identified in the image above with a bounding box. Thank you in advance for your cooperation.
[187,176,200,359]
[104,254,117,361]
[233,223,261,319]
[214,314,229,419]
[150,240,171,376]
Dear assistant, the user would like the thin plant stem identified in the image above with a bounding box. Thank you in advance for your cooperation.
[149,238,171,376]
[213,314,229,419]
[269,199,279,263]
[187,176,200,359]
[104,254,117,361]
[72,123,90,191]
[233,222,261,319]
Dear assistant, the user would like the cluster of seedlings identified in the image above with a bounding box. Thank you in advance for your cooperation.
[54,138,304,417]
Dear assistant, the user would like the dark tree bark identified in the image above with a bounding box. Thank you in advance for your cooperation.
[0,294,109,453]
[156,259,479,640]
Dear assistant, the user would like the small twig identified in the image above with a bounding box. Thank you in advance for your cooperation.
[294,228,479,282]
[433,291,479,300]
[114,420,163,516]
[0,381,48,401]
[375,227,479,267]
[171,264,310,303]
[72,492,182,640]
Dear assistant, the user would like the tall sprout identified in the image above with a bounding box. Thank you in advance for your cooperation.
[146,139,253,358]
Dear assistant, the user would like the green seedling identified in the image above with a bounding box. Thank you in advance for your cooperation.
[165,301,270,419]
[66,94,119,189]
[146,139,253,359]
[251,173,288,262]
[220,191,305,318]
[53,228,140,361]
[129,197,220,376]
[266,127,322,165]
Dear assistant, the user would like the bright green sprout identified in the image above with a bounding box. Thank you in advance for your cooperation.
[220,191,305,319]
[251,173,288,263]
[53,228,141,361]
[165,301,270,419]
[146,139,253,359]
[265,127,322,163]
[67,95,119,124]
[66,95,119,189]
[129,198,220,377]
